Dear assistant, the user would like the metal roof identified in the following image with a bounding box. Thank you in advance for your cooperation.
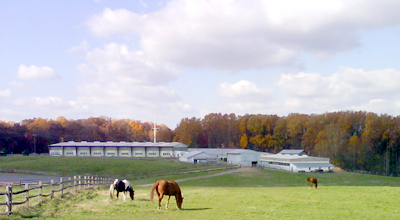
[278,149,306,155]
[180,151,214,159]
[49,141,188,148]
[291,162,334,168]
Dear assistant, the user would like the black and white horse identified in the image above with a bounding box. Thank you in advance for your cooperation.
[109,179,134,200]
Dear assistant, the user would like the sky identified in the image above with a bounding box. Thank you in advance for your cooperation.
[2,0,400,129]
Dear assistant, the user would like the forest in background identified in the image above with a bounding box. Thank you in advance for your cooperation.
[1,111,400,176]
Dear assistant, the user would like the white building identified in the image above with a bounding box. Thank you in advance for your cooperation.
[48,141,188,158]
[227,149,261,167]
[187,148,242,161]
[179,151,217,164]
[260,149,334,172]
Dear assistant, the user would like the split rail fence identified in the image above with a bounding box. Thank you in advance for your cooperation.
[0,176,113,215]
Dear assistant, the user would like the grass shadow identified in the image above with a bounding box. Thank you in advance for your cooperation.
[181,208,211,211]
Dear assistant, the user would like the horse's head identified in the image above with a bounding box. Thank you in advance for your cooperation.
[176,196,184,210]
[129,188,135,200]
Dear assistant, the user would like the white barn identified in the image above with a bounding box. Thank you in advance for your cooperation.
[48,141,188,158]
[179,151,216,164]
[227,149,260,167]
[260,150,334,172]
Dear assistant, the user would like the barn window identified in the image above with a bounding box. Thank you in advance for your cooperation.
[149,153,157,155]
[135,153,143,155]
[163,153,170,155]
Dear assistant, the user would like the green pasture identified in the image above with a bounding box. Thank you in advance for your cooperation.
[5,167,400,220]
[0,155,229,179]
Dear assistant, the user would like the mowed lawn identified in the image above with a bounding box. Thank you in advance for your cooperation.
[10,168,400,220]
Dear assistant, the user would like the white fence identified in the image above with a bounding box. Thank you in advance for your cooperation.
[0,176,112,215]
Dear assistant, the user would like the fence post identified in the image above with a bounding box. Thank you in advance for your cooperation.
[51,179,55,198]
[74,176,77,193]
[60,178,63,198]
[68,177,72,194]
[25,183,29,207]
[84,176,87,189]
[78,176,81,191]
[5,185,12,215]
[38,181,43,203]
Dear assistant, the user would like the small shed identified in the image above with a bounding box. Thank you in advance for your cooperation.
[179,151,216,164]
[227,149,260,167]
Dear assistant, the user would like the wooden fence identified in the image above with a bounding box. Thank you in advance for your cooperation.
[0,176,113,215]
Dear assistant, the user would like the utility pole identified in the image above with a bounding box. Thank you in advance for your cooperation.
[152,116,159,143]
[33,134,37,155]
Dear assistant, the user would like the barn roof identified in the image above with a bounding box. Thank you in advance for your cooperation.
[49,141,188,148]
[291,162,334,168]
[180,151,214,160]
[278,149,306,155]
[187,148,238,156]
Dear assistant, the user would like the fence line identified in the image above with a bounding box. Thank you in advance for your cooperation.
[0,176,113,215]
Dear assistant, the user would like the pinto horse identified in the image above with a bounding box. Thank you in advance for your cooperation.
[307,177,318,189]
[150,180,183,210]
[109,179,134,200]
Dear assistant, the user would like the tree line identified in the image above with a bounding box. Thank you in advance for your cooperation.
[174,111,400,176]
[1,111,400,175]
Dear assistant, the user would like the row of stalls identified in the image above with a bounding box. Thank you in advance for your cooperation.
[48,141,188,158]
[179,148,334,173]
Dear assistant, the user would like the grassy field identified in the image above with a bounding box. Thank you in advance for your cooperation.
[2,156,400,219]
[0,155,230,179]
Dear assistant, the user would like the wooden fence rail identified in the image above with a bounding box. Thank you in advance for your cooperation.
[0,176,113,215]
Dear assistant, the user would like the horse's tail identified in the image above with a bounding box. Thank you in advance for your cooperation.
[150,181,159,203]
[109,183,115,199]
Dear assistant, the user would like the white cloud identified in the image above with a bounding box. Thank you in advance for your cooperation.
[86,1,400,71]
[0,89,12,98]
[17,65,60,80]
[217,80,272,100]
[82,43,180,85]
[68,40,90,53]
[74,43,190,125]
[8,81,28,89]
[277,67,400,111]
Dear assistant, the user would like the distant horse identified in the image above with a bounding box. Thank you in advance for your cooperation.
[307,177,318,189]
[109,179,134,200]
[150,180,183,210]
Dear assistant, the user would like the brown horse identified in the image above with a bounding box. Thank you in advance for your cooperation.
[307,177,318,188]
[150,180,183,210]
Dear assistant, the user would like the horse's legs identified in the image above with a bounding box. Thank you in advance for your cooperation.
[116,191,119,199]
[158,194,163,210]
[166,195,171,209]
[123,191,127,201]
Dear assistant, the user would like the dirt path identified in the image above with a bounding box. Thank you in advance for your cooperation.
[137,167,256,187]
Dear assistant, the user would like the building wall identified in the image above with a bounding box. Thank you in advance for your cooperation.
[77,147,90,157]
[132,147,146,157]
[160,148,173,157]
[227,153,242,164]
[118,147,132,157]
[64,147,76,156]
[49,147,62,156]
[146,147,159,157]
[91,147,104,156]
[105,147,118,157]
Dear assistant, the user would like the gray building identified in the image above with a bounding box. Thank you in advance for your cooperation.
[49,141,188,158]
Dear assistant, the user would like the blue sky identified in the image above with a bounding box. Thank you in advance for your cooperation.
[2,0,400,129]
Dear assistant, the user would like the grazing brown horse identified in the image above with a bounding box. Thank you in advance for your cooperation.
[150,180,183,210]
[307,177,318,188]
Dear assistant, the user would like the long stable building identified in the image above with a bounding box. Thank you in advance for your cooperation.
[48,141,188,158]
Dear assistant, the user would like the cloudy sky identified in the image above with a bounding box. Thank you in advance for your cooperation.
[2,0,400,129]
